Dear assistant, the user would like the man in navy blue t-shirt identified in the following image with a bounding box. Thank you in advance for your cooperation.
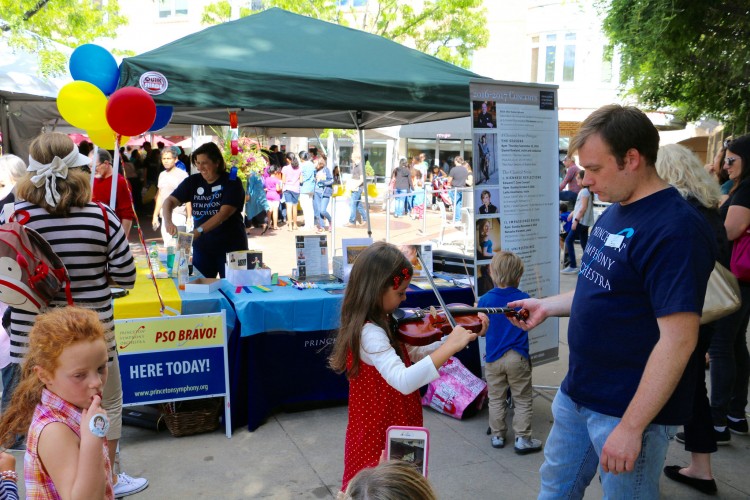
[508,105,715,498]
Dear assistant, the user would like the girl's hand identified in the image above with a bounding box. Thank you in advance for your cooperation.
[444,325,478,354]
[476,313,489,337]
[81,395,108,440]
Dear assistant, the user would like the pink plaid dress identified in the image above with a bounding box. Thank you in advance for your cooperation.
[25,389,113,499]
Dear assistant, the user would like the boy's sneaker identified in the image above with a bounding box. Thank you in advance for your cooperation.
[675,432,686,444]
[561,266,579,274]
[491,436,505,449]
[514,436,543,455]
[114,473,149,498]
[714,427,731,445]
[727,417,749,435]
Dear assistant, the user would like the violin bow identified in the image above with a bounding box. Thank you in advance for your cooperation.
[416,249,457,328]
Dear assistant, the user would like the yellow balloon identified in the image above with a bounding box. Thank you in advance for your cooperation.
[57,81,108,130]
[87,127,128,150]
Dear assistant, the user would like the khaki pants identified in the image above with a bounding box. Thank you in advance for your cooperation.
[102,353,123,441]
[485,349,533,439]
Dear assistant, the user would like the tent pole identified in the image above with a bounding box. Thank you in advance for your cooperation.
[0,99,9,155]
[358,125,371,237]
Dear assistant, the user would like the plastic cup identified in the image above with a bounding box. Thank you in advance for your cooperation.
[166,246,176,271]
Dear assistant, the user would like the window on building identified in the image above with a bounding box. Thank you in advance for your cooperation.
[158,0,188,19]
[530,36,539,83]
[544,34,556,82]
[563,33,576,81]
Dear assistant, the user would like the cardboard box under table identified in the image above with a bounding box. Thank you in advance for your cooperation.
[223,279,477,431]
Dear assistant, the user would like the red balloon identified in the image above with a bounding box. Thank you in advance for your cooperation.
[106,87,157,137]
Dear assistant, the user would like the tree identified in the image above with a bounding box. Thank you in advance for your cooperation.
[0,0,128,77]
[599,0,750,133]
[201,0,489,69]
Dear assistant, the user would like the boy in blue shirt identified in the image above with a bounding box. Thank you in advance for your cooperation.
[478,251,543,454]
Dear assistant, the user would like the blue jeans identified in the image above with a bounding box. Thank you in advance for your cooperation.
[349,188,367,224]
[314,192,331,228]
[709,281,750,425]
[564,223,589,268]
[539,390,674,500]
[394,188,408,216]
[1,363,21,412]
[452,191,463,222]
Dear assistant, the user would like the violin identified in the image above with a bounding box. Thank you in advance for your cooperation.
[393,305,530,346]
[393,250,529,346]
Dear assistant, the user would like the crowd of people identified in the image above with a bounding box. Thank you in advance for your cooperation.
[0,104,747,498]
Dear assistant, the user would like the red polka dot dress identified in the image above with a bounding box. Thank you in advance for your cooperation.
[341,348,423,490]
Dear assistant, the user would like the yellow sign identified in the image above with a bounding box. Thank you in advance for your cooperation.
[115,313,225,354]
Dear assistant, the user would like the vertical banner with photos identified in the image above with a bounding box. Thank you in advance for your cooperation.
[295,235,329,279]
[470,80,559,365]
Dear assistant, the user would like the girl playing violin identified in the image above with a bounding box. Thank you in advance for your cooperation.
[329,242,488,490]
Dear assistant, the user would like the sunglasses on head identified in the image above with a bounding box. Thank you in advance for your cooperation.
[725,157,738,166]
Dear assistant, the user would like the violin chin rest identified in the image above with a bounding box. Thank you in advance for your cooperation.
[392,308,406,321]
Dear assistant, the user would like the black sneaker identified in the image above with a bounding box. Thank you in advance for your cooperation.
[714,427,731,445]
[728,417,749,435]
[675,432,685,444]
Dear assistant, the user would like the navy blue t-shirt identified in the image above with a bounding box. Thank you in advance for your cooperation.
[563,187,715,425]
[171,172,247,251]
[478,287,530,362]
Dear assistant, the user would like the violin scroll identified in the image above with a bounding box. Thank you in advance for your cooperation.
[504,308,530,322]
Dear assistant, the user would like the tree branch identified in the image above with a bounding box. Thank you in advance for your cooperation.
[1,0,52,32]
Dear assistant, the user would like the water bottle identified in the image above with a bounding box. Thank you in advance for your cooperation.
[178,251,189,290]
[149,242,160,276]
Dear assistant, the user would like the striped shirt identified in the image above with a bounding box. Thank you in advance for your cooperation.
[5,201,136,362]
[25,389,114,500]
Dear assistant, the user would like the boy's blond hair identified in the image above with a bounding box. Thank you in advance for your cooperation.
[489,251,524,288]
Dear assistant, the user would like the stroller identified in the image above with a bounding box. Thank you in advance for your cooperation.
[431,176,453,212]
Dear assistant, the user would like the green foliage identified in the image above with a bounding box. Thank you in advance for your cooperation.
[599,0,750,133]
[0,0,128,77]
[201,0,489,69]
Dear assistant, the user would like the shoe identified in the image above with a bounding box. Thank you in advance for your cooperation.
[675,432,685,444]
[663,465,717,494]
[514,436,542,455]
[561,266,579,274]
[714,427,731,445]
[114,473,149,498]
[491,436,505,449]
[344,222,357,228]
[727,417,749,435]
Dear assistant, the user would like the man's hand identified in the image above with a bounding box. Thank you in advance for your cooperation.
[600,423,641,474]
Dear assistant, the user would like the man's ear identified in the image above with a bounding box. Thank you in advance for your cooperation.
[623,148,643,171]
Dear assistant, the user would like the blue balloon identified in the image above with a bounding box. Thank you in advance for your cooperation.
[69,44,120,95]
[148,105,174,131]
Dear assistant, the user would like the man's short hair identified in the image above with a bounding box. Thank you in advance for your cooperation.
[489,251,524,288]
[570,105,659,167]
[97,149,112,164]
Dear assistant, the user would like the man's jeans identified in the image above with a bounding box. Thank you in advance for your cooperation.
[451,191,463,223]
[349,188,367,224]
[538,389,674,500]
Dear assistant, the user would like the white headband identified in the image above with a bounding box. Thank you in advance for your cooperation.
[27,145,90,208]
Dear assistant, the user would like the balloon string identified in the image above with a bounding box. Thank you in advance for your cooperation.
[116,148,168,314]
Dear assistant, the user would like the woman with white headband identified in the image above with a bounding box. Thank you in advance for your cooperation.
[2,132,147,498]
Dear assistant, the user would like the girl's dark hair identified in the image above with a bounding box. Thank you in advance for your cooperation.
[191,142,226,174]
[728,134,750,193]
[329,242,413,378]
[299,152,310,161]
[286,152,299,169]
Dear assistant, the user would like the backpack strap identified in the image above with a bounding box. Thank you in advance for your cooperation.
[95,201,110,242]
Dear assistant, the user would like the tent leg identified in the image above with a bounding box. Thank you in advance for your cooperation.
[358,126,372,238]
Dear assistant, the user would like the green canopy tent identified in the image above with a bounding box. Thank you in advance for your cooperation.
[118,7,489,234]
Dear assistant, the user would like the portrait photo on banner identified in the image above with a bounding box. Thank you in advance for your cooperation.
[476,187,499,215]
[473,132,498,186]
[472,100,496,129]
[476,216,501,263]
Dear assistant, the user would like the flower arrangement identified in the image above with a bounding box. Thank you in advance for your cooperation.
[221,136,268,177]
[212,126,268,179]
